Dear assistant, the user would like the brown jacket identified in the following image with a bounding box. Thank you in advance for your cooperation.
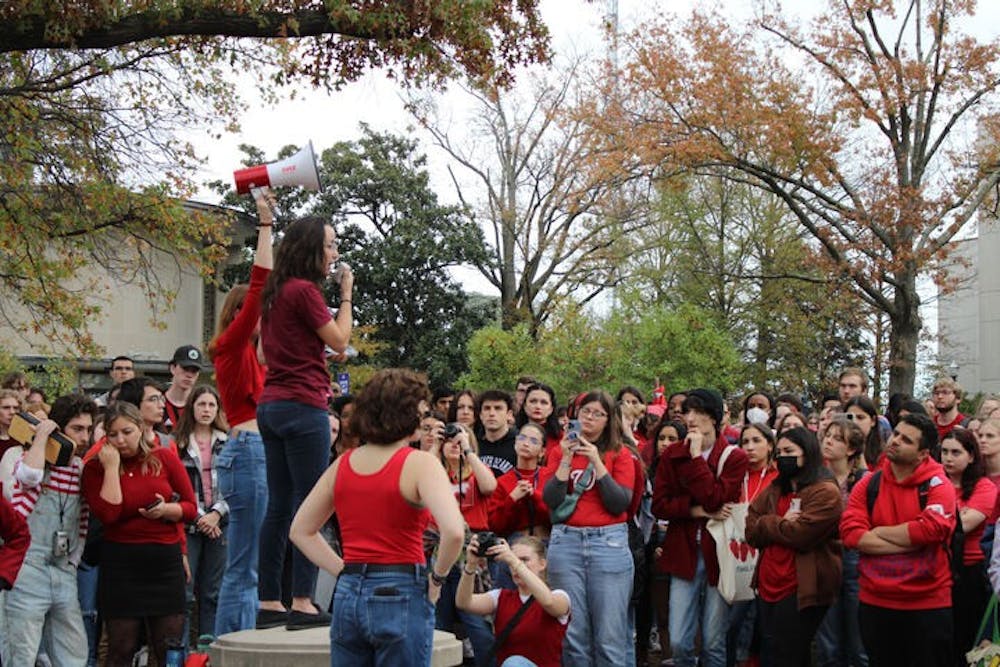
[746,476,843,609]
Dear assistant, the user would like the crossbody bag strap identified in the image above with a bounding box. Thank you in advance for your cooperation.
[485,595,536,663]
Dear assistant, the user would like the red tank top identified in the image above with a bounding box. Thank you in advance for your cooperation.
[335,447,430,564]
[495,589,568,667]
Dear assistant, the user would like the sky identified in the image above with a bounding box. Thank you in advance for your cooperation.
[190,0,1000,310]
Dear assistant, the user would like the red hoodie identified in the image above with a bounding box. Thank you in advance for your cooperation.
[840,456,955,610]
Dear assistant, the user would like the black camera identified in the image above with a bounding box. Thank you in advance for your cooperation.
[443,422,462,439]
[475,531,499,560]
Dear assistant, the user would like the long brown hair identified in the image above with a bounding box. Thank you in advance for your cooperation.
[173,385,229,446]
[103,402,162,476]
[261,217,331,317]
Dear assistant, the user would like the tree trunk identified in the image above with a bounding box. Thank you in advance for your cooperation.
[887,274,921,396]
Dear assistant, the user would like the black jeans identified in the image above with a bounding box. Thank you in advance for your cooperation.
[758,594,828,667]
[953,562,990,666]
[859,603,952,667]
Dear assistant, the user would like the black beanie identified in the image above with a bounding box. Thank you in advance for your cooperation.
[683,388,724,427]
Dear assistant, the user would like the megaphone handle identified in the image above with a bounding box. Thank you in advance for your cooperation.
[249,186,278,221]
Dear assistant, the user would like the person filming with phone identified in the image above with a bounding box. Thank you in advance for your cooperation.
[542,389,636,665]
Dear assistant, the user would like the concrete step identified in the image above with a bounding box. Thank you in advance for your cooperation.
[209,627,463,666]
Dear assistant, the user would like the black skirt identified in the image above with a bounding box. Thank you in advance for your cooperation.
[99,541,186,618]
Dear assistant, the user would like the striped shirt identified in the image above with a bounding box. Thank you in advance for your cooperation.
[12,456,90,546]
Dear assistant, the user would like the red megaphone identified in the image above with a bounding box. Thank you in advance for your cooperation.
[233,141,321,194]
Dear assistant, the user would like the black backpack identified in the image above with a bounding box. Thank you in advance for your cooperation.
[865,470,963,581]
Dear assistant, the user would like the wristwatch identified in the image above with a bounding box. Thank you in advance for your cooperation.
[429,570,448,586]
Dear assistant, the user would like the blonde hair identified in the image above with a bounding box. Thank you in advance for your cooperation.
[103,402,162,476]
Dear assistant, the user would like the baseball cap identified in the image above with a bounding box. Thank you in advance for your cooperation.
[170,345,205,370]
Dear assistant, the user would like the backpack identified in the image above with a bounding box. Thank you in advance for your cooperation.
[864,470,963,581]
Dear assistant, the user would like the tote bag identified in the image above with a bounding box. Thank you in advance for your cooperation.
[705,446,757,604]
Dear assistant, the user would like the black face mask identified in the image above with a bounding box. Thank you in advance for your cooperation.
[776,455,800,479]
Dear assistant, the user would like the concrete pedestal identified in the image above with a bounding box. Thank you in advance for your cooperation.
[209,627,463,666]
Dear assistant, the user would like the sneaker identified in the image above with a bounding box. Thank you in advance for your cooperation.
[286,609,332,631]
[255,609,288,629]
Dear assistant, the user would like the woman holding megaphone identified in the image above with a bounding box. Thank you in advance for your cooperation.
[255,211,354,630]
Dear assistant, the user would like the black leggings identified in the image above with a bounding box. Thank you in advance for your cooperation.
[758,594,828,667]
[105,614,185,667]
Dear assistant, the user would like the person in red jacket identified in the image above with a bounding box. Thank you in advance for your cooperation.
[0,491,29,590]
[652,388,748,667]
[488,422,550,541]
[840,412,955,667]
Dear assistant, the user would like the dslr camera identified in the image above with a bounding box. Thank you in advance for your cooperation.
[475,531,499,560]
[443,422,462,439]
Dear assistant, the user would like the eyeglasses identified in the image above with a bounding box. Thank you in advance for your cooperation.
[516,434,542,446]
[143,395,166,404]
[579,407,608,420]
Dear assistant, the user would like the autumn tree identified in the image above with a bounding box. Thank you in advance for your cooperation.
[1,1,549,356]
[590,0,1000,395]
[411,58,650,333]
[618,174,871,397]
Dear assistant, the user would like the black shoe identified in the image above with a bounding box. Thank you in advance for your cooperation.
[255,609,288,629]
[286,609,332,631]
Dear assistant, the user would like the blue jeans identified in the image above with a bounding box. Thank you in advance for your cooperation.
[434,566,494,667]
[330,569,434,666]
[185,528,228,643]
[214,430,268,634]
[815,548,867,667]
[669,550,729,667]
[4,559,88,666]
[77,562,99,666]
[547,522,633,666]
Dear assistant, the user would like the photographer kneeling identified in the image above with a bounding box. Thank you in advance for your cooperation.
[457,534,570,667]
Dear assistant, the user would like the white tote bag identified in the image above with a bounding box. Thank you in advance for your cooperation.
[706,446,758,604]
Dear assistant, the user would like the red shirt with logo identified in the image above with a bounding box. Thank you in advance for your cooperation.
[542,447,635,527]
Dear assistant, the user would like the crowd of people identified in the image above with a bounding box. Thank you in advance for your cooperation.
[0,192,998,667]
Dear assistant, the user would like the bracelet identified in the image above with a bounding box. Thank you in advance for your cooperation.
[257,223,272,228]
[429,570,448,586]
[340,300,352,306]
[462,565,477,576]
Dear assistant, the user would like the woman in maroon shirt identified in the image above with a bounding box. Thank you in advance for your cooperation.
[82,402,196,667]
[256,213,354,630]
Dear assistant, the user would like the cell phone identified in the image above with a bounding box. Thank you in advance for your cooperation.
[145,498,163,511]
[790,498,802,512]
[566,419,581,442]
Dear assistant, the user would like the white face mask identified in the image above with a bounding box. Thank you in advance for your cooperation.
[746,407,770,426]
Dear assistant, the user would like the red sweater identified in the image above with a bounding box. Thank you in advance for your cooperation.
[488,467,550,536]
[652,435,748,584]
[0,493,29,588]
[491,588,569,667]
[212,263,269,426]
[81,448,197,546]
[840,456,956,610]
